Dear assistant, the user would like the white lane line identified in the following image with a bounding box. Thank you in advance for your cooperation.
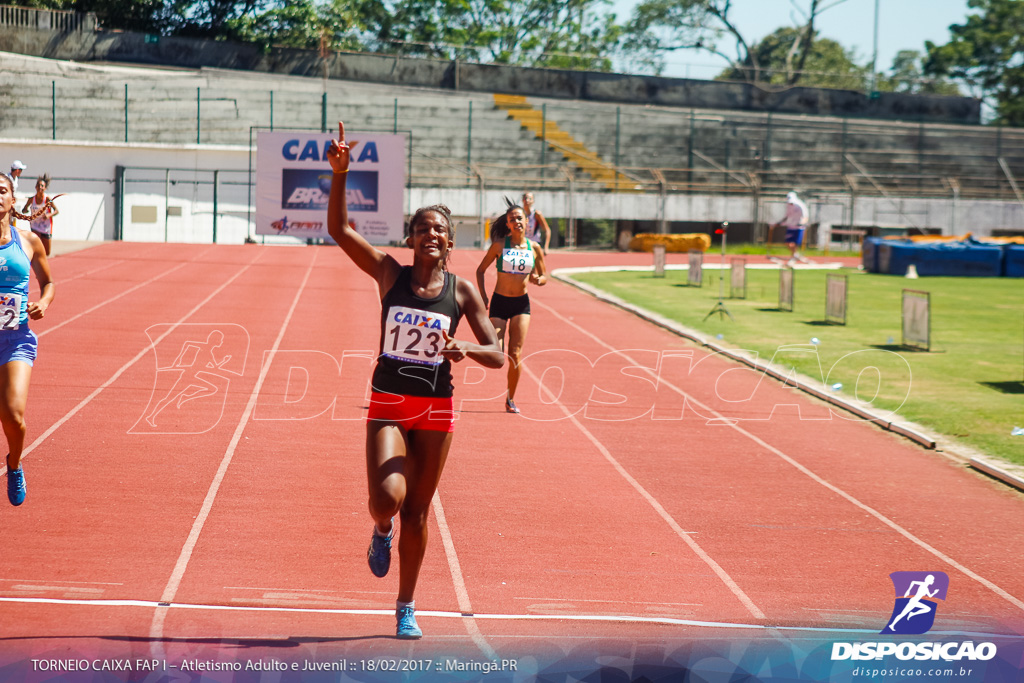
[41,247,216,338]
[38,260,191,338]
[56,259,122,284]
[10,585,103,591]
[517,360,766,621]
[432,492,497,659]
[0,579,123,585]
[149,249,318,646]
[1,247,260,476]
[533,297,1024,615]
[225,587,339,592]
[514,597,702,606]
[1,596,1019,639]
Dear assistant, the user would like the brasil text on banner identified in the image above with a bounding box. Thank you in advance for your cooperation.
[255,130,406,244]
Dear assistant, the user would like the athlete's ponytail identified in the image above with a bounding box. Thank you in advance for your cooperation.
[489,196,524,241]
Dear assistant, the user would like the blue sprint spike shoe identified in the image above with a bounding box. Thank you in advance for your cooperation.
[396,604,422,639]
[7,466,25,506]
[367,519,394,578]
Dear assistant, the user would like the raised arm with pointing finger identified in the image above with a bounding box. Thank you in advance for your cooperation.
[324,121,502,641]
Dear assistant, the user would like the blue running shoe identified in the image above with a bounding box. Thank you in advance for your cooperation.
[367,520,393,578]
[7,466,25,506]
[396,604,422,639]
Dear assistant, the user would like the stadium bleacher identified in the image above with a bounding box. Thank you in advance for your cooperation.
[3,51,1024,201]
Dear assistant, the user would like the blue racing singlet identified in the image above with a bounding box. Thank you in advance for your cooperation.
[0,229,32,330]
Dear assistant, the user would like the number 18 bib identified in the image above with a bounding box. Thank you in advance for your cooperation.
[501,247,534,274]
[383,306,452,366]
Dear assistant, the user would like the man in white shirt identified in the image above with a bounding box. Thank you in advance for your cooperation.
[9,160,25,192]
[771,191,810,265]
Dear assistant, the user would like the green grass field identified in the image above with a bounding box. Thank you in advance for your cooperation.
[571,266,1024,466]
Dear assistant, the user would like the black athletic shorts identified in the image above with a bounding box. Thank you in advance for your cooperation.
[489,292,531,320]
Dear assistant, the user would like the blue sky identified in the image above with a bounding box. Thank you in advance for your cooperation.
[607,0,972,79]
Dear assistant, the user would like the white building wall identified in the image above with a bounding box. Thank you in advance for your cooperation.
[5,137,1024,245]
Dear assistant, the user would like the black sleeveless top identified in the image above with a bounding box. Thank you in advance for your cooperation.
[372,266,461,398]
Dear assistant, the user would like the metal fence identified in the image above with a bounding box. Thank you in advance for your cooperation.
[0,5,95,32]
[116,167,256,244]
[30,156,1024,248]
[4,78,1023,206]
[6,39,1024,245]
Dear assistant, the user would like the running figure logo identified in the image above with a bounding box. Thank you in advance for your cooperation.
[881,571,949,635]
[131,324,249,434]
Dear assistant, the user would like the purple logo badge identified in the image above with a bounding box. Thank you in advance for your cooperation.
[881,571,949,634]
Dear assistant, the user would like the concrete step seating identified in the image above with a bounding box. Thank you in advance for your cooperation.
[494,94,638,190]
[503,93,1024,196]
[5,51,1024,197]
[1,53,554,187]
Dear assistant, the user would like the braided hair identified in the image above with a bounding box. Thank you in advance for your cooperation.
[406,204,455,271]
[0,172,60,223]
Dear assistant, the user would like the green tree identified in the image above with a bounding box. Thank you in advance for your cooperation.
[924,0,1024,124]
[9,0,74,7]
[877,50,960,96]
[622,0,850,84]
[152,0,268,40]
[717,26,867,90]
[373,0,621,70]
[230,0,321,49]
[230,0,378,51]
[19,0,268,37]
[18,0,623,70]
[10,0,166,33]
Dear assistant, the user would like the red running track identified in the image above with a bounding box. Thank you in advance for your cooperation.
[0,242,1021,677]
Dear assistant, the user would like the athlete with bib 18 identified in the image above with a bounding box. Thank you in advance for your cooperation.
[475,198,548,414]
[325,122,504,640]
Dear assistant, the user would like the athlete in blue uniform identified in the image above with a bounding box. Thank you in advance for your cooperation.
[0,172,55,506]
[476,201,547,413]
[326,122,503,640]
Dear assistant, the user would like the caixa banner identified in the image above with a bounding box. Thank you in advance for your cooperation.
[255,130,406,243]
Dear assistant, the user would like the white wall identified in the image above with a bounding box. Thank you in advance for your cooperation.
[2,136,254,242]
[5,137,1023,244]
[415,186,1024,237]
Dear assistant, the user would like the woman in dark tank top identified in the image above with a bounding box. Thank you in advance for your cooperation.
[326,122,503,640]
[372,264,461,398]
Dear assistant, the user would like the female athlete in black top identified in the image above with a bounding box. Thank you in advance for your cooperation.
[326,122,503,640]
